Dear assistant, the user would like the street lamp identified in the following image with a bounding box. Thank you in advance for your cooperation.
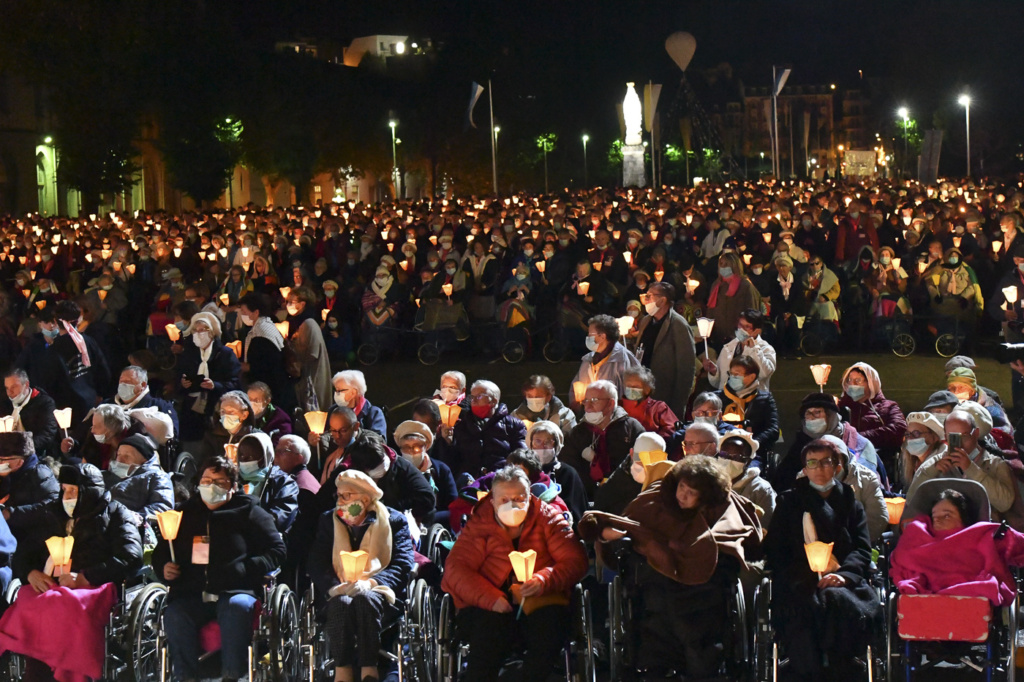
[388,119,400,199]
[582,134,589,188]
[897,107,909,177]
[493,125,500,152]
[957,94,971,177]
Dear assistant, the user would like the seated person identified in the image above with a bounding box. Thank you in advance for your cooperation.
[447,380,527,480]
[716,430,776,527]
[526,421,587,526]
[897,412,947,494]
[3,463,141,682]
[334,437,436,529]
[112,365,180,438]
[0,431,59,529]
[667,392,738,460]
[594,432,674,517]
[808,435,890,544]
[579,456,762,679]
[713,355,779,456]
[155,456,286,682]
[0,369,59,457]
[332,370,387,437]
[620,366,679,439]
[175,311,241,451]
[247,382,293,446]
[61,403,143,469]
[764,438,883,681]
[393,420,456,527]
[236,432,299,533]
[198,390,259,463]
[891,481,1024,605]
[511,374,577,439]
[441,466,588,682]
[307,470,415,682]
[102,434,174,543]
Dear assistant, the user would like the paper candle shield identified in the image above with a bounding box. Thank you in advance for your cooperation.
[321,309,329,321]
[438,403,462,428]
[810,364,832,386]
[804,541,834,573]
[686,279,700,294]
[476,490,488,501]
[572,381,588,403]
[35,300,46,310]
[53,408,73,430]
[509,549,537,583]
[616,316,633,336]
[992,241,1003,254]
[165,324,181,342]
[653,271,664,282]
[622,253,631,265]
[0,417,15,433]
[46,536,74,572]
[338,550,370,582]
[223,443,238,464]
[304,410,328,435]
[97,289,108,301]
[535,261,546,273]
[441,283,453,297]
[226,340,243,358]
[1003,286,1019,305]
[274,321,290,338]
[279,287,291,300]
[696,317,715,339]
[884,497,906,525]
[219,293,230,305]
[577,281,590,296]
[891,258,901,271]
[155,510,183,541]
[637,450,668,467]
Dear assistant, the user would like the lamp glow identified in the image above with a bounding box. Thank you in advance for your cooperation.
[696,317,715,358]
[279,287,291,300]
[508,549,537,583]
[338,550,370,582]
[165,324,180,342]
[45,536,74,576]
[884,497,906,525]
[437,403,462,428]
[616,316,633,336]
[572,381,588,404]
[223,444,238,464]
[810,364,831,391]
[226,340,243,359]
[1003,286,1019,305]
[441,283,453,298]
[155,510,183,562]
[577,281,590,296]
[304,411,328,436]
[804,541,834,577]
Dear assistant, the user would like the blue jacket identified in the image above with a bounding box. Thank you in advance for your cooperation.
[357,398,388,437]
[427,458,458,513]
[102,453,175,520]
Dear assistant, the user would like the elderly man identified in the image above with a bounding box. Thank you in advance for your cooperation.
[560,380,645,499]
[0,369,59,457]
[569,315,640,410]
[593,431,671,516]
[906,409,1015,516]
[704,308,777,392]
[62,403,143,470]
[0,431,59,529]
[275,434,322,588]
[634,282,697,418]
[331,370,387,437]
[112,365,179,437]
[448,380,526,481]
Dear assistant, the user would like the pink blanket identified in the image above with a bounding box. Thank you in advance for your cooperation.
[0,582,117,682]
[890,516,1024,606]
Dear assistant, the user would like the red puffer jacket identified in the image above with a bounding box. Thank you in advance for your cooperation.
[441,495,588,611]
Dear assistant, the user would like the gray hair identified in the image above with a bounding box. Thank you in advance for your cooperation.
[278,434,311,465]
[693,391,723,412]
[588,379,618,407]
[686,421,720,443]
[492,464,531,492]
[122,365,148,384]
[471,379,501,404]
[623,366,656,391]
[5,369,28,385]
[527,420,564,451]
[219,390,252,414]
[333,369,367,397]
[441,371,467,391]
[94,404,131,433]
[946,409,977,431]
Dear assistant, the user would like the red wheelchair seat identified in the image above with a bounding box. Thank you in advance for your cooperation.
[198,602,263,653]
[897,594,991,642]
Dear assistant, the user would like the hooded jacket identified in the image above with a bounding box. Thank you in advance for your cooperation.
[512,395,577,438]
[837,362,907,453]
[1,453,59,526]
[449,402,527,478]
[238,432,300,533]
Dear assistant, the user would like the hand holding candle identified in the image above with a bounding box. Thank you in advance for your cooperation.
[154,510,183,562]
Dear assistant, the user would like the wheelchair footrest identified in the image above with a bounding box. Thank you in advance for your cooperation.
[897,594,991,642]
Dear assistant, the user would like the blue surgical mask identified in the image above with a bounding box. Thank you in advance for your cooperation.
[239,461,270,482]
[905,438,929,456]
[845,385,866,401]
[727,375,747,391]
[805,418,827,435]
[199,483,231,506]
[735,328,749,343]
[719,267,733,278]
[42,328,60,340]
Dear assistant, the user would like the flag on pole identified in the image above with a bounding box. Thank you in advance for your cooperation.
[466,82,485,129]
[643,84,662,133]
[773,68,791,97]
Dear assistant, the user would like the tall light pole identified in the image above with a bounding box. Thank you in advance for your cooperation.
[957,94,971,177]
[897,107,909,177]
[388,119,400,199]
[581,134,589,188]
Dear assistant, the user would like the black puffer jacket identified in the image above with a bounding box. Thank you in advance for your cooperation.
[13,463,142,586]
[152,492,286,602]
[2,453,60,527]
[447,403,526,478]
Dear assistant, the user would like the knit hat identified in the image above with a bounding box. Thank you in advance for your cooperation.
[923,390,960,411]
[799,392,839,416]
[119,434,158,462]
[393,420,434,451]
[773,254,794,269]
[946,367,977,394]
[905,412,944,439]
[335,469,383,502]
[184,311,222,338]
[0,431,33,458]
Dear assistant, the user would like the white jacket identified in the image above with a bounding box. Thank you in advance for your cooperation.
[708,335,777,392]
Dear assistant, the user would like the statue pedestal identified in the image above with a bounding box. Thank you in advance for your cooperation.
[622,144,646,188]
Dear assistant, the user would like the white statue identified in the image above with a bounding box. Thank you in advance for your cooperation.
[623,82,643,146]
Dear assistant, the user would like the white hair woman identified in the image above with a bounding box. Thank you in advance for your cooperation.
[332,370,386,437]
[449,380,527,479]
[434,371,467,406]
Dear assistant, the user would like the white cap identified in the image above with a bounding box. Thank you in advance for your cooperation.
[632,432,666,455]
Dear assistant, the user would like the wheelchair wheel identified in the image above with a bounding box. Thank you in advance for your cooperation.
[454,315,471,342]
[607,576,626,682]
[502,340,526,364]
[356,343,380,366]
[423,524,454,572]
[409,579,437,682]
[436,593,459,682]
[723,580,749,680]
[418,343,441,366]
[3,578,20,607]
[173,451,198,489]
[543,338,569,364]
[569,585,596,682]
[751,576,773,682]
[935,332,960,357]
[891,332,916,358]
[800,331,824,357]
[127,582,167,682]
[268,584,302,682]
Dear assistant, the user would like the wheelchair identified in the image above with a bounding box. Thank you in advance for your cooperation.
[301,576,437,682]
[436,583,595,682]
[158,569,302,682]
[413,299,471,366]
[356,320,402,366]
[607,545,747,681]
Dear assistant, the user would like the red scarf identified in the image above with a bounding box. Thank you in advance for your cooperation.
[707,274,741,309]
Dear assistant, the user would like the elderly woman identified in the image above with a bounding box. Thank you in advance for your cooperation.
[764,439,883,681]
[198,390,259,463]
[705,252,762,346]
[620,366,679,439]
[441,466,588,682]
[448,380,527,480]
[527,420,587,525]
[175,311,242,449]
[433,370,467,407]
[897,412,947,494]
[156,456,286,682]
[238,292,295,413]
[103,434,174,539]
[61,403,141,470]
[569,314,640,407]
[579,456,762,679]
[838,362,907,467]
[236,432,299,533]
[891,482,1024,605]
[713,355,779,456]
[393,420,457,525]
[246,382,293,446]
[342,435,436,528]
[292,315,333,412]
[512,374,576,438]
[332,370,387,437]
[308,470,415,682]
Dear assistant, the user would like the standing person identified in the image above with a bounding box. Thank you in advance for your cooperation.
[175,311,241,453]
[704,253,762,347]
[238,293,295,413]
[634,282,697,418]
[703,309,777,392]
[569,315,640,410]
[43,301,111,424]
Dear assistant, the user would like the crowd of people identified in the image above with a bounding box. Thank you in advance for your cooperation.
[0,176,1018,680]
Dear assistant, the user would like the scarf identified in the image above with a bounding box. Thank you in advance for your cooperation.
[778,272,793,300]
[331,503,396,604]
[60,320,91,367]
[468,253,494,282]
[371,275,394,300]
[243,316,284,361]
[10,388,35,428]
[707,274,741,309]
[722,382,759,422]
[802,510,842,574]
[116,386,150,410]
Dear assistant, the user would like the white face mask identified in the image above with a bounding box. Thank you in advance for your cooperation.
[192,331,212,348]
[221,414,241,433]
[584,411,605,425]
[0,463,10,476]
[630,459,646,485]
[496,500,528,527]
[117,383,138,403]
[93,432,108,444]
[63,498,77,517]
[804,418,827,435]
[366,458,389,480]
[109,460,136,479]
[439,387,460,402]
[286,303,301,316]
[199,483,231,506]
[334,391,353,409]
[240,314,255,327]
[525,397,547,413]
[11,388,30,407]
[716,458,746,480]
[534,447,557,465]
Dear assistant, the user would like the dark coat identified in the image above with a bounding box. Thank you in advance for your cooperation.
[245,336,295,412]
[546,458,590,525]
[426,458,458,514]
[560,407,647,499]
[102,453,175,519]
[254,405,293,446]
[152,493,286,602]
[713,389,780,455]
[2,454,59,527]
[356,398,388,437]
[448,403,526,478]
[175,341,241,441]
[635,309,697,418]
[0,389,59,457]
[837,391,907,456]
[248,466,300,534]
[39,334,111,424]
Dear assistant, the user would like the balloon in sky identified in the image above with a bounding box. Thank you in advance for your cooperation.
[665,32,697,72]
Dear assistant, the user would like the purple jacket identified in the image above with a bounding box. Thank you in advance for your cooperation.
[255,405,293,447]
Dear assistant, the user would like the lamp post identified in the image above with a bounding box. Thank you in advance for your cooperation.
[582,134,589,188]
[897,107,909,178]
[388,119,400,199]
[957,94,971,177]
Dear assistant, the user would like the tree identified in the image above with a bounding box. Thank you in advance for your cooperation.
[536,133,557,194]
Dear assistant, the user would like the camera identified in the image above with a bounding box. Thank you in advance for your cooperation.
[996,343,1024,364]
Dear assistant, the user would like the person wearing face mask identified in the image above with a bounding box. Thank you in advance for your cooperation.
[705,252,762,346]
[0,369,59,458]
[448,380,527,480]
[713,355,779,456]
[570,315,640,411]
[945,367,1011,433]
[896,412,947,494]
[15,310,64,388]
[579,456,762,680]
[619,366,678,439]
[246,382,292,447]
[307,468,416,682]
[512,374,576,438]
[498,262,534,322]
[834,199,880,264]
[0,431,59,533]
[633,282,696,418]
[110,364,179,435]
[838,362,907,471]
[237,292,295,413]
[175,311,241,451]
[393,420,456,525]
[89,273,127,325]
[62,403,142,470]
[44,300,111,426]
[593,431,673,516]
[284,287,317,331]
[432,370,468,410]
[102,433,173,542]
[526,420,586,525]
[764,439,882,682]
[6,463,140,682]
[801,254,841,323]
[716,430,775,527]
[156,456,286,682]
[235,432,299,533]
[926,246,979,321]
[198,391,257,463]
[332,369,386,437]
[442,465,588,682]
[704,308,777,392]
[336,436,435,529]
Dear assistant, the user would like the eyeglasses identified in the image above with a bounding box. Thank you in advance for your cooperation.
[582,398,608,405]
[804,457,835,470]
[470,395,493,404]
[199,477,232,488]
[692,409,720,419]
[905,430,930,440]
[683,441,715,451]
